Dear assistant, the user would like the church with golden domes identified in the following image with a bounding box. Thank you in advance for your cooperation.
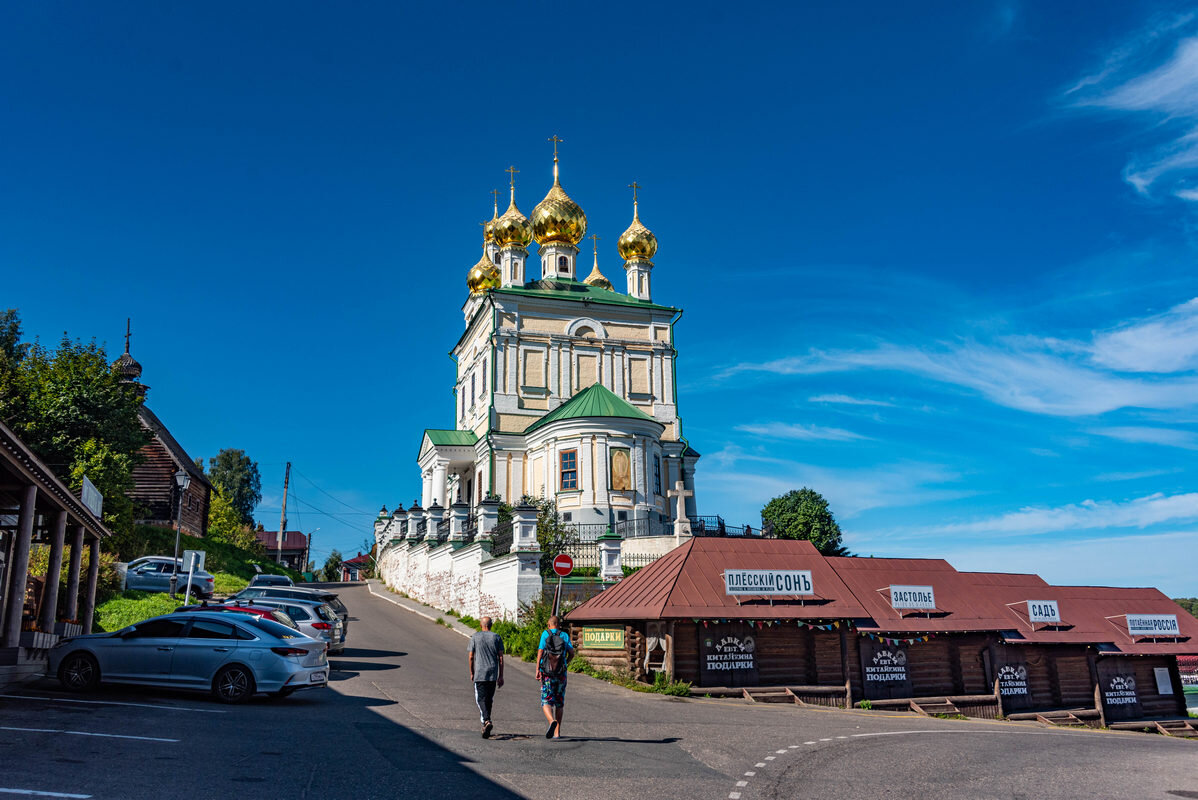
[414,139,699,533]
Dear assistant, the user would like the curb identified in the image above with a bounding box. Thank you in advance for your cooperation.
[366,581,471,639]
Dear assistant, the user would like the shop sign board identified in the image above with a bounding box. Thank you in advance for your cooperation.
[700,623,758,687]
[581,626,625,650]
[1098,661,1142,721]
[724,569,814,596]
[859,638,913,700]
[1154,667,1174,695]
[1027,600,1061,624]
[1126,614,1179,637]
[997,662,1034,711]
[81,475,103,518]
[889,585,936,610]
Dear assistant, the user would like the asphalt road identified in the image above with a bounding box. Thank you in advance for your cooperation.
[0,582,1193,800]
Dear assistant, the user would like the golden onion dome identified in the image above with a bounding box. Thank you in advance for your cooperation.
[493,193,532,248]
[617,200,657,262]
[483,194,499,243]
[531,146,586,246]
[466,244,501,296]
[582,239,614,291]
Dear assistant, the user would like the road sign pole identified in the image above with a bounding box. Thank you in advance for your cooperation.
[553,575,562,617]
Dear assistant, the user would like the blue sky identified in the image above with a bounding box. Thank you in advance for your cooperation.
[3,2,1198,594]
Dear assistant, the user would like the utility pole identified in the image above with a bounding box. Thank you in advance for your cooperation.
[277,462,291,565]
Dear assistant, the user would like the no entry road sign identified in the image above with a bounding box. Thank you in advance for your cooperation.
[552,554,574,577]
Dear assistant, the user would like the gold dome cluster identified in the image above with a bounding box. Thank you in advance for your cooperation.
[493,194,532,248]
[466,243,500,296]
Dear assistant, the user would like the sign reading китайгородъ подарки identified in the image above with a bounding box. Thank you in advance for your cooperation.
[724,569,814,596]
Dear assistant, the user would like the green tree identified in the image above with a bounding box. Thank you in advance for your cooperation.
[321,549,343,582]
[205,448,262,526]
[761,488,850,556]
[207,489,265,554]
[499,494,579,580]
[1174,598,1198,619]
[0,320,150,541]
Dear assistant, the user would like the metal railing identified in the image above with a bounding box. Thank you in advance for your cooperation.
[566,541,600,568]
[415,519,427,537]
[615,517,672,538]
[622,551,661,571]
[463,516,478,542]
[563,522,609,542]
[436,518,450,543]
[691,515,771,538]
[490,521,513,556]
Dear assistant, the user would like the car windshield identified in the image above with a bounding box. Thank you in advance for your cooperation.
[314,605,335,622]
[241,616,306,640]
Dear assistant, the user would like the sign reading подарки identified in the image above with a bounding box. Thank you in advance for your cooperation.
[724,569,814,596]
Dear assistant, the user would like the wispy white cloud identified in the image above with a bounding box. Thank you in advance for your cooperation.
[1089,297,1198,372]
[1069,16,1198,201]
[1089,425,1198,450]
[808,394,894,407]
[926,490,1198,536]
[1094,467,1181,482]
[735,422,870,442]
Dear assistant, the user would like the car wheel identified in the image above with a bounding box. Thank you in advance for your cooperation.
[212,665,256,704]
[58,652,99,691]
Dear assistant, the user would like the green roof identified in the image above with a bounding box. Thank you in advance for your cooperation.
[493,278,678,313]
[424,429,479,447]
[526,384,659,433]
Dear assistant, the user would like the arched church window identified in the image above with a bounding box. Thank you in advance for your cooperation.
[471,373,476,405]
[481,359,486,392]
[558,255,568,272]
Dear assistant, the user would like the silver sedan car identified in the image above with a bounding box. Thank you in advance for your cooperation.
[49,611,329,703]
[245,597,344,654]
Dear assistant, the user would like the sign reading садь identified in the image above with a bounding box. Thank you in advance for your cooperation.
[581,626,626,650]
[724,569,814,596]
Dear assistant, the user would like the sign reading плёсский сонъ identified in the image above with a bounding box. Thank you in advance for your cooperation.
[724,569,814,596]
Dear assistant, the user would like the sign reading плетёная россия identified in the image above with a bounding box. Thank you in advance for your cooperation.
[724,569,814,596]
[889,585,936,610]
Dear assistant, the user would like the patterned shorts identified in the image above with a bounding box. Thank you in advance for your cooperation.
[540,675,567,707]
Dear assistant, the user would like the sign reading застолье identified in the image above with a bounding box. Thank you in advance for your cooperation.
[889,585,936,610]
[1126,614,1179,637]
[724,569,814,596]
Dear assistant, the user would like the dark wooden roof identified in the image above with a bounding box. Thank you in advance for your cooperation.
[137,405,212,490]
[256,529,307,552]
[569,538,868,621]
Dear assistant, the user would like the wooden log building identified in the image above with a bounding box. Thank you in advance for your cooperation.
[567,537,1198,727]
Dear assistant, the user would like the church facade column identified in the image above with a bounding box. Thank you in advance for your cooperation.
[38,510,68,633]
[431,461,448,509]
[421,470,433,508]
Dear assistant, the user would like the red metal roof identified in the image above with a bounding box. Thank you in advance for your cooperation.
[254,530,307,551]
[569,538,868,621]
[342,552,370,567]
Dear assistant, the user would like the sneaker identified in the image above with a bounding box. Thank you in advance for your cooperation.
[482,720,493,739]
[545,720,558,739]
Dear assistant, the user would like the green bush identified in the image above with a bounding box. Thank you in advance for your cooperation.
[457,615,482,630]
[27,544,124,616]
[211,572,248,595]
[95,590,182,632]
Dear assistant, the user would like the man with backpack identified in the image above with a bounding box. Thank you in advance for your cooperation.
[535,615,574,739]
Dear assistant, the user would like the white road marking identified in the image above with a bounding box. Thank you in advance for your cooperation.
[736,781,748,787]
[819,737,832,741]
[765,755,776,760]
[836,736,848,739]
[729,794,741,800]
[0,726,178,743]
[755,762,766,767]
[787,745,799,748]
[0,694,225,714]
[744,771,755,776]
[0,789,91,798]
[775,748,788,753]
[804,740,817,744]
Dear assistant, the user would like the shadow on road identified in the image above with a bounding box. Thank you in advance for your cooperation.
[329,660,399,672]
[556,736,683,744]
[337,647,406,658]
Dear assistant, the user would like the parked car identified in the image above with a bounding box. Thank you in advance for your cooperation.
[230,587,348,643]
[173,602,299,630]
[249,574,294,587]
[246,597,344,654]
[49,611,328,703]
[126,556,215,599]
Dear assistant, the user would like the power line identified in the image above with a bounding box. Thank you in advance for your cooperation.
[292,468,374,515]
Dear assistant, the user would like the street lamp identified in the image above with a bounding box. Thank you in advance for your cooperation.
[169,467,191,598]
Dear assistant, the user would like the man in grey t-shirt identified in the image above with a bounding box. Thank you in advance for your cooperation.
[467,617,504,738]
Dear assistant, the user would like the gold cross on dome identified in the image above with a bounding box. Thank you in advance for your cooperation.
[628,181,641,203]
[124,318,132,353]
[548,135,563,160]
[490,188,500,207]
[589,233,600,255]
[505,166,519,188]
